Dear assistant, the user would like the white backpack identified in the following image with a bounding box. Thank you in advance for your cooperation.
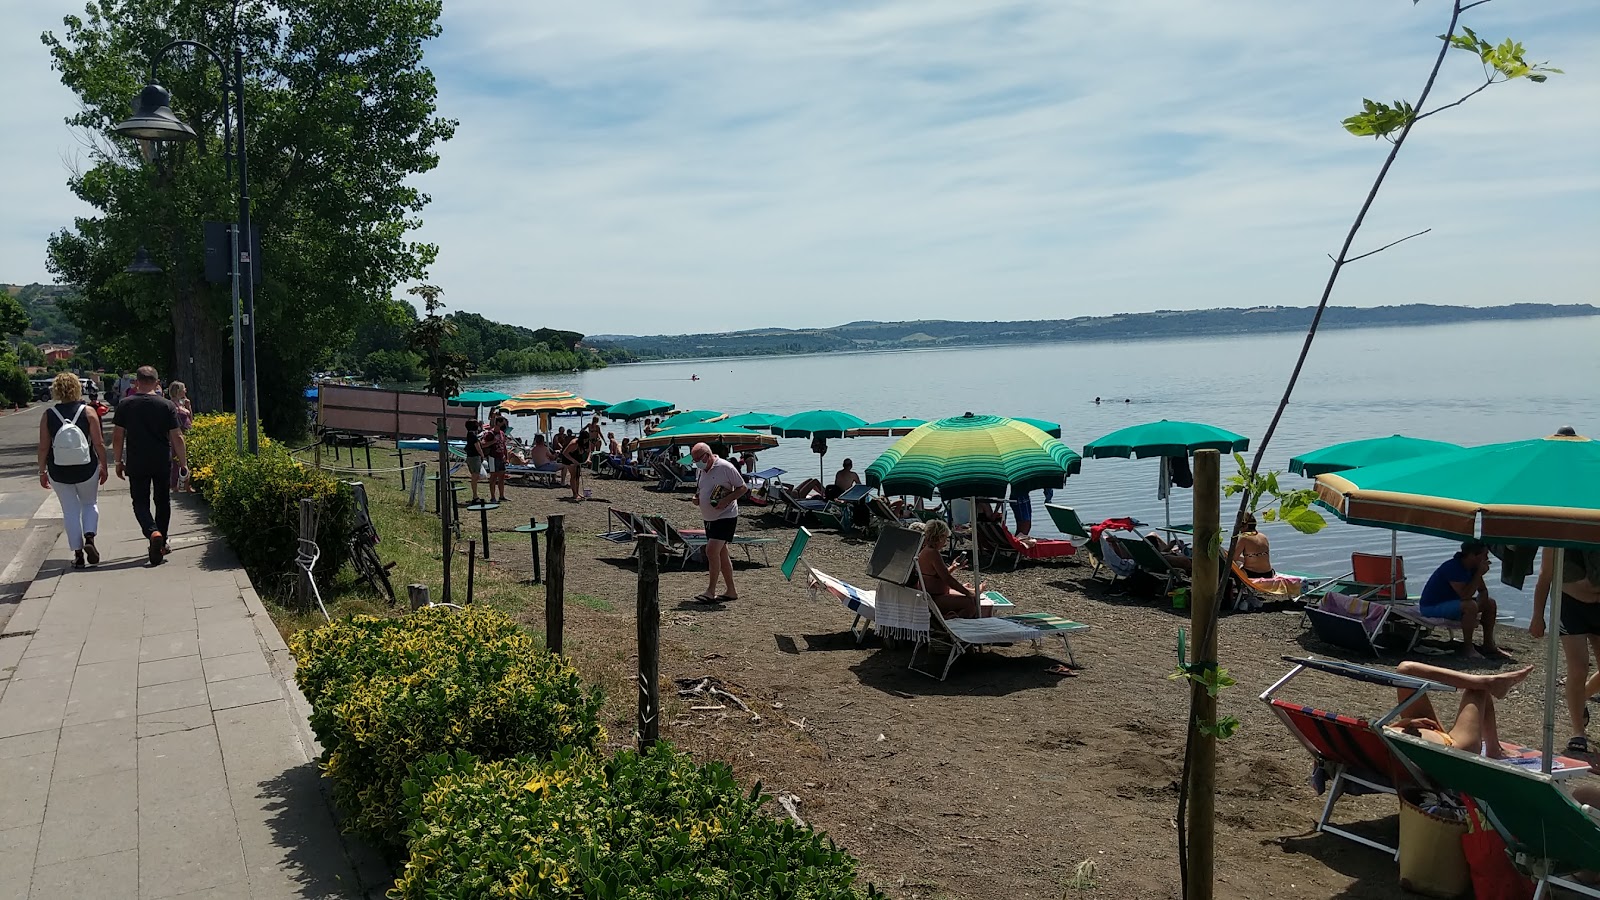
[51,405,93,466]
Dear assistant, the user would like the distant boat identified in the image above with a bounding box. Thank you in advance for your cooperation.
[691,374,700,381]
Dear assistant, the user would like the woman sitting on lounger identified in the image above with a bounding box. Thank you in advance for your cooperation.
[912,520,989,619]
[1385,660,1534,754]
[1230,514,1275,578]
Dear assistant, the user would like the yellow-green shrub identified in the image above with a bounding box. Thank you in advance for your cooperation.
[186,413,351,591]
[395,746,880,900]
[290,607,604,845]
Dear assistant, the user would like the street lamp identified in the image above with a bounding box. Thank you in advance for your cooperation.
[113,42,259,455]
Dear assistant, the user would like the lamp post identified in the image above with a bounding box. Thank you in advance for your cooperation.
[113,43,259,455]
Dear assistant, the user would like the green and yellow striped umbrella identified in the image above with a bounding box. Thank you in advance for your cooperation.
[865,413,1081,500]
[501,391,590,414]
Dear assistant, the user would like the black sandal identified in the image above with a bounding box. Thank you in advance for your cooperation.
[716,594,739,602]
[1567,735,1590,756]
[692,593,718,603]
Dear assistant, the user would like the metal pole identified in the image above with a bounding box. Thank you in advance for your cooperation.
[230,223,243,454]
[1185,450,1221,900]
[637,535,661,750]
[545,515,565,654]
[1544,546,1565,774]
[233,45,260,454]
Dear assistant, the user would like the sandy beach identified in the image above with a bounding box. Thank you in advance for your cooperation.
[416,469,1580,900]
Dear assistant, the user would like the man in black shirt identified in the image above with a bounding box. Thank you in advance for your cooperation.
[112,366,190,565]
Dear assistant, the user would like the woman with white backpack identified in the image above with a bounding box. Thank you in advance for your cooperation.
[37,371,109,568]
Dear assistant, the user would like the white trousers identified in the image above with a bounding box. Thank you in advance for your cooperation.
[51,478,100,551]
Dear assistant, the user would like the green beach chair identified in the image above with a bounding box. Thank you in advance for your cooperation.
[780,528,812,582]
[1386,731,1600,899]
[1111,534,1187,597]
[1048,504,1111,579]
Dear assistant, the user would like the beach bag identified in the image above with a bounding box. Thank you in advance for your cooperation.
[1460,796,1533,900]
[1398,789,1470,898]
[50,405,93,466]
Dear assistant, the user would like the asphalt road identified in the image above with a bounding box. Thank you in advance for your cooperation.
[0,403,121,627]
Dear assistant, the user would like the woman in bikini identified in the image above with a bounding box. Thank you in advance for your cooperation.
[1385,660,1534,754]
[1230,513,1275,577]
[912,520,989,619]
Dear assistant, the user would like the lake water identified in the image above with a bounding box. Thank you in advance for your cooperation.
[466,316,1600,625]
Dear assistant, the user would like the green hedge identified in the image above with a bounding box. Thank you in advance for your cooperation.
[187,413,352,591]
[290,607,604,845]
[395,746,879,900]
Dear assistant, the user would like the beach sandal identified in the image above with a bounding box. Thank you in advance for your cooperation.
[1046,664,1078,677]
[1566,736,1591,756]
[716,594,739,602]
[691,593,718,604]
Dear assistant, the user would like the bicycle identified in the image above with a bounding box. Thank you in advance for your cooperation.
[346,482,397,605]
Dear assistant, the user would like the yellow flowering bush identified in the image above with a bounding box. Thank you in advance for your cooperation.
[394,745,879,900]
[185,413,351,591]
[290,607,604,845]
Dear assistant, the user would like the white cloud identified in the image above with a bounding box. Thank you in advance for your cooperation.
[4,0,1596,335]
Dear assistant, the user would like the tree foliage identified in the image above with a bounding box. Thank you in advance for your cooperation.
[0,294,29,339]
[41,0,455,435]
[407,285,469,400]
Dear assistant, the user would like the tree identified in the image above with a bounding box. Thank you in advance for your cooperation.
[13,341,44,367]
[1178,3,1560,896]
[42,0,456,436]
[0,294,29,338]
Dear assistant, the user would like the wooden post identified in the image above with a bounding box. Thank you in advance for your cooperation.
[545,515,566,655]
[408,583,430,610]
[297,499,315,610]
[396,435,406,489]
[637,535,660,751]
[364,441,373,473]
[1186,449,1221,900]
[466,542,475,605]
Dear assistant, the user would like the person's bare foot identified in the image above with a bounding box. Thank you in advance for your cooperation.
[1462,646,1484,660]
[1486,664,1536,699]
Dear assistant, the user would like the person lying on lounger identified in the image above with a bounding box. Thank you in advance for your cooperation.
[911,520,989,619]
[1385,660,1534,755]
[1145,533,1193,572]
[793,459,863,502]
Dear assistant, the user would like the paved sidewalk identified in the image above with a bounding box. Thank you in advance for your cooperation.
[0,493,386,899]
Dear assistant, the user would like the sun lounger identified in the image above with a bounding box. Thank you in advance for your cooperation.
[881,581,1087,680]
[506,463,563,487]
[1262,656,1587,857]
[1348,551,1411,602]
[977,520,1075,569]
[780,528,875,643]
[1386,730,1600,900]
[652,459,697,492]
[1110,534,1186,596]
[646,515,776,567]
[863,496,920,537]
[1304,592,1393,656]
[770,485,828,526]
[598,508,655,546]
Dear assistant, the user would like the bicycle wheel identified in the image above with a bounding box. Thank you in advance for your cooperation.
[357,541,396,606]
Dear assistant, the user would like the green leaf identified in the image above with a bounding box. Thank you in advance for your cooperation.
[1280,504,1328,534]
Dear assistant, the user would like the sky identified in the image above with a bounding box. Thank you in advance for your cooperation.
[3,1,1597,336]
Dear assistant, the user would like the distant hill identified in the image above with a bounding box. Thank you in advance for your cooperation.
[588,303,1599,361]
[2,283,81,345]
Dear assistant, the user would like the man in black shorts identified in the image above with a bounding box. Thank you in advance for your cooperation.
[1532,546,1600,755]
[112,366,189,565]
[690,442,746,603]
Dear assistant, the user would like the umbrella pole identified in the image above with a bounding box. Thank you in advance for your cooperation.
[1544,547,1565,774]
[971,495,981,603]
[1390,531,1399,599]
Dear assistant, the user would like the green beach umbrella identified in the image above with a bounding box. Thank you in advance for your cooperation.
[718,411,787,430]
[636,424,780,451]
[846,417,927,438]
[865,414,1081,593]
[1084,420,1248,528]
[448,390,513,407]
[1289,435,1462,477]
[605,398,675,421]
[865,413,1081,500]
[772,410,869,480]
[1012,417,1062,438]
[585,398,612,411]
[770,410,868,439]
[658,409,723,430]
[1083,420,1249,459]
[1313,433,1600,548]
[1314,431,1600,773]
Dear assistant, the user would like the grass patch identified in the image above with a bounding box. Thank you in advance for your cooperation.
[571,593,616,612]
[269,447,542,645]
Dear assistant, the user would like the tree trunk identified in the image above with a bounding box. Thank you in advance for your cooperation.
[170,282,229,413]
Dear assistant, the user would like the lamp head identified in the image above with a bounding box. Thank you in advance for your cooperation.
[112,84,197,143]
[125,247,163,275]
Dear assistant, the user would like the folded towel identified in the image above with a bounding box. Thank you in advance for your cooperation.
[875,582,929,641]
